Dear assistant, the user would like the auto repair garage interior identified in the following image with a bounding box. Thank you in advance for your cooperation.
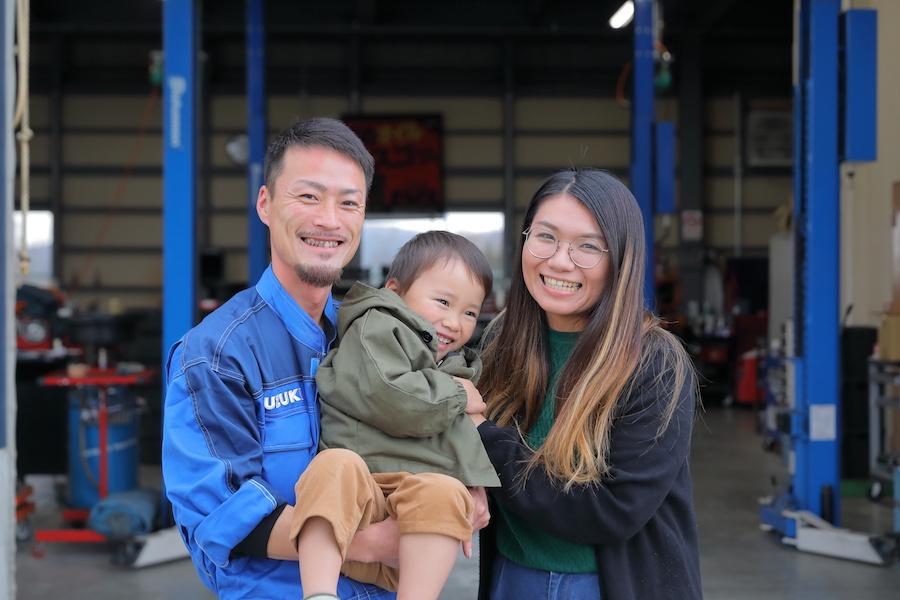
[2,0,900,598]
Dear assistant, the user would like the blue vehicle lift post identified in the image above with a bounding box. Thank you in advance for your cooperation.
[246,0,268,283]
[163,0,198,363]
[758,1,888,565]
[128,0,200,568]
[630,0,655,306]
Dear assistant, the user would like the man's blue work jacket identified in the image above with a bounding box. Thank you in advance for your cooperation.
[162,267,394,600]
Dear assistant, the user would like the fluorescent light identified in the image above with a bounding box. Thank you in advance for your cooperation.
[609,1,635,29]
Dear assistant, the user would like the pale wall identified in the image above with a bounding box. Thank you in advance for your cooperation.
[25,91,789,310]
[841,0,900,326]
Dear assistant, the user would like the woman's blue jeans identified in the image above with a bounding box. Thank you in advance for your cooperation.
[336,575,396,600]
[489,555,601,599]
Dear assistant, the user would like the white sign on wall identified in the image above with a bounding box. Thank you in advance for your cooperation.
[681,209,704,242]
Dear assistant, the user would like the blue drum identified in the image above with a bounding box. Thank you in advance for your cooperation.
[67,386,140,509]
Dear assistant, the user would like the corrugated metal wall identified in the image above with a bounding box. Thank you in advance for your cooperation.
[20,90,789,310]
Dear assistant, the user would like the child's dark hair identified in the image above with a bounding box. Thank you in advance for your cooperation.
[387,231,493,300]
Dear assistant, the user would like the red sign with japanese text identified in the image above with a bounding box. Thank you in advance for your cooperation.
[343,115,444,212]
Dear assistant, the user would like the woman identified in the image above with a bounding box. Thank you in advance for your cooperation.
[473,169,702,600]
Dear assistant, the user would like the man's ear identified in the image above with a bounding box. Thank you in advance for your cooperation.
[256,185,270,225]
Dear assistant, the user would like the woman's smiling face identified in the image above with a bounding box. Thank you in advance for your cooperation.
[521,193,610,332]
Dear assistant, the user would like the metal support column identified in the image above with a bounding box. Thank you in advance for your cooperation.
[630,0,655,306]
[502,38,516,281]
[677,34,704,311]
[2,0,15,592]
[1,0,13,453]
[50,34,63,281]
[200,43,212,249]
[733,92,744,257]
[348,33,362,114]
[247,0,267,284]
[757,0,886,566]
[654,121,675,215]
[163,0,198,361]
[796,0,840,522]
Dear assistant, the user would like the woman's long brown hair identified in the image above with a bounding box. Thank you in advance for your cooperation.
[480,169,691,490]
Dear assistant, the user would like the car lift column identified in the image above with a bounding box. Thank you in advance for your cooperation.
[163,0,198,359]
[759,1,886,566]
[162,0,197,535]
[247,0,267,284]
[630,0,655,306]
[795,0,841,523]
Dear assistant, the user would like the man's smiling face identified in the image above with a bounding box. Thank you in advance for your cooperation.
[258,145,366,288]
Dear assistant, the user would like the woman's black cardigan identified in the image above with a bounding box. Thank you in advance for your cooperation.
[476,357,702,600]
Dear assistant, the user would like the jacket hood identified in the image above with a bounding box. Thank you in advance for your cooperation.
[337,282,425,335]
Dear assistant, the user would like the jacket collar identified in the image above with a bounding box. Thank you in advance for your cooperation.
[255,265,338,351]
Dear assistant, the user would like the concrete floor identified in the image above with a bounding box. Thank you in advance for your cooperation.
[15,406,900,599]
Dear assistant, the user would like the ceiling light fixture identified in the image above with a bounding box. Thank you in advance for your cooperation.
[609,1,635,29]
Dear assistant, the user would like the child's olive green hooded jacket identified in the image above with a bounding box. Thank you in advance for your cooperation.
[316,282,501,488]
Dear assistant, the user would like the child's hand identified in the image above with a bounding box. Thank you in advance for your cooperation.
[454,377,486,415]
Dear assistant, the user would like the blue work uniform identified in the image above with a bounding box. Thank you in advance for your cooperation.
[163,266,395,600]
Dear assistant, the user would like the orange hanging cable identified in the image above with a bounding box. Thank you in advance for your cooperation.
[616,61,633,108]
[616,40,671,109]
[74,85,161,287]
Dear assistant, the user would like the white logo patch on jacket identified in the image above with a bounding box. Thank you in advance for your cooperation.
[263,387,303,411]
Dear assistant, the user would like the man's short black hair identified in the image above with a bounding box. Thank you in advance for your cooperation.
[264,117,374,193]
[386,231,493,300]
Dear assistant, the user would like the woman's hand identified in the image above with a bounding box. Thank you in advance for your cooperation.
[461,486,490,558]
[468,412,486,426]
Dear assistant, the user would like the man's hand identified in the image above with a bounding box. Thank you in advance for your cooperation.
[346,516,401,569]
[462,486,490,559]
[454,377,486,415]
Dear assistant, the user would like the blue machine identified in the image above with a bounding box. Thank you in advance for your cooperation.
[67,387,140,509]
[758,1,887,564]
[629,0,676,308]
[246,0,268,283]
[630,0,655,306]
[144,0,265,570]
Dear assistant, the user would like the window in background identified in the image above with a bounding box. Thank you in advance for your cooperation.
[360,212,504,288]
[13,210,54,286]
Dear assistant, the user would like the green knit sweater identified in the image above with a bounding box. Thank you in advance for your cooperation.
[494,328,599,573]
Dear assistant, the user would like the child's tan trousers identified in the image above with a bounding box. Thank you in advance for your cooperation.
[289,448,474,592]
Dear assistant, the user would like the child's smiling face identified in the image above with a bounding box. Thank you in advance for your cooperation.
[387,258,486,360]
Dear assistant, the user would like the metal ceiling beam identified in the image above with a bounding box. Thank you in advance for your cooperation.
[356,0,378,25]
[697,0,739,34]
[527,0,553,26]
[31,23,628,38]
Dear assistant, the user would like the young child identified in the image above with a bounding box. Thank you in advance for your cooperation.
[290,231,500,600]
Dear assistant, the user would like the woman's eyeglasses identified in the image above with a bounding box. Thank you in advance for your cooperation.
[522,228,608,269]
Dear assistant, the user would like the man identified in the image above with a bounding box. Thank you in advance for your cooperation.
[163,118,449,599]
